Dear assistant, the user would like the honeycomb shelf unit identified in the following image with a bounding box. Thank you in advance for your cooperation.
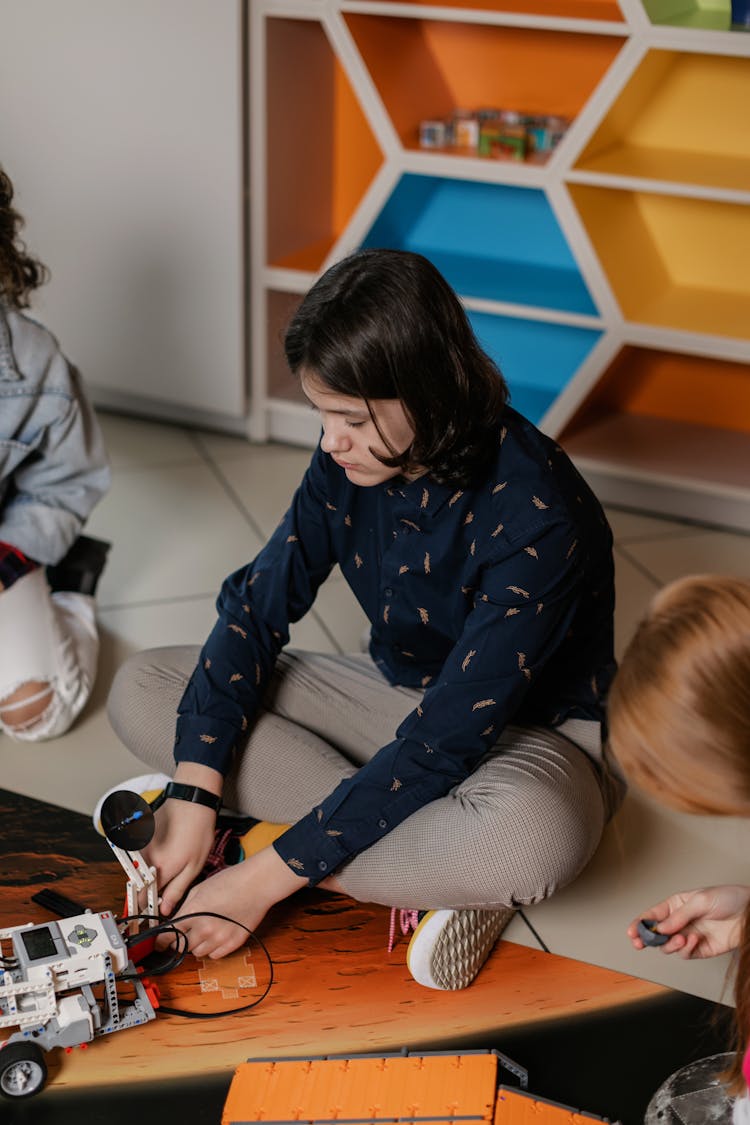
[249,0,750,531]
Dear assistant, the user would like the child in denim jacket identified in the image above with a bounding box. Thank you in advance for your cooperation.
[0,165,110,741]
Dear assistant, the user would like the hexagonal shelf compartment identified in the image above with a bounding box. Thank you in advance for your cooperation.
[362,174,598,315]
[345,13,625,163]
[265,16,384,272]
[574,50,750,192]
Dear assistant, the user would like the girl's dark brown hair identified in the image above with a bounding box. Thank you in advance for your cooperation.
[0,166,48,308]
[608,574,750,1091]
[284,248,508,488]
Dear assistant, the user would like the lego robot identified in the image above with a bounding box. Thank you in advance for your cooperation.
[0,792,159,1099]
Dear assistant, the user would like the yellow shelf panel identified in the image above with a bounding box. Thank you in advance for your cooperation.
[345,15,624,150]
[266,18,383,271]
[577,144,750,194]
[571,185,750,339]
[576,52,750,191]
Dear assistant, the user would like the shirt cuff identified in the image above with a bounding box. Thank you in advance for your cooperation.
[173,713,240,776]
[272,810,352,886]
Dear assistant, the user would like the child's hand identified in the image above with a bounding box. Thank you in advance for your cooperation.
[627,885,750,959]
[165,846,308,960]
[143,798,217,917]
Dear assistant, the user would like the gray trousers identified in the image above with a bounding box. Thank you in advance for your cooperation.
[107,647,622,911]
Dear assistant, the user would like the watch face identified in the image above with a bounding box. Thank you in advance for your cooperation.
[100,790,156,850]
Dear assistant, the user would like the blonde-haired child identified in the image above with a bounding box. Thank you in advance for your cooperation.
[608,574,750,1112]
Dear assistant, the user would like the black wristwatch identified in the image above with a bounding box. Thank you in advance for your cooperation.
[163,781,222,815]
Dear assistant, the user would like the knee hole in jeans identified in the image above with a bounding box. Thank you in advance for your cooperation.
[0,680,55,731]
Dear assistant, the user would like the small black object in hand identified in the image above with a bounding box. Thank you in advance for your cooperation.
[637,918,670,947]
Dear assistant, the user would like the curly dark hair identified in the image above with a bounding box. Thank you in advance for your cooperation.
[284,249,508,488]
[0,166,48,308]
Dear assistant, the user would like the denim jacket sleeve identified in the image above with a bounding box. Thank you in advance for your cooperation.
[0,307,110,565]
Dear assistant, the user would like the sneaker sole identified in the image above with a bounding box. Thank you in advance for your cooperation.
[406,906,516,990]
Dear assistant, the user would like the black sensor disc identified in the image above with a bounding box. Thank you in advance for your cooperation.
[100,790,155,851]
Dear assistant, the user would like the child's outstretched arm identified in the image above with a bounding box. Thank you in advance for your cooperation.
[627,885,750,959]
[165,847,308,960]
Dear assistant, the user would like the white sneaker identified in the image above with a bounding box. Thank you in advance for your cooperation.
[405,906,516,990]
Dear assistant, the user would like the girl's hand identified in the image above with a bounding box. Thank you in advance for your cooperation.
[627,885,750,959]
[143,799,217,917]
[166,846,308,960]
[142,763,224,917]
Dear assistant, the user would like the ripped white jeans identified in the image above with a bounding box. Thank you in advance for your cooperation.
[735,1093,750,1124]
[0,566,99,741]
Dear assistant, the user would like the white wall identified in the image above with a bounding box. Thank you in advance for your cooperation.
[0,0,245,425]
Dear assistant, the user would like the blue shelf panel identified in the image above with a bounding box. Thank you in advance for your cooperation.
[361,175,597,316]
[467,309,602,425]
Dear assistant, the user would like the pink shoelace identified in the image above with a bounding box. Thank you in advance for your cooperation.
[387,907,420,953]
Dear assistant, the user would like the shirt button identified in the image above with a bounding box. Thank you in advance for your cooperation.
[318,860,328,872]
[378,818,388,829]
[384,587,393,598]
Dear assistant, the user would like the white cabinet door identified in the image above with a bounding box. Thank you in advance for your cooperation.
[0,0,245,426]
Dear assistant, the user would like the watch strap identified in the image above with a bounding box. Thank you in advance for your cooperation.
[163,781,222,814]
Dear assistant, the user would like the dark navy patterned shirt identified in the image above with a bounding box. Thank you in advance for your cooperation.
[175,407,616,885]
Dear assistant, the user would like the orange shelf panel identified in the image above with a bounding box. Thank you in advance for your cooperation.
[266,18,383,271]
[562,346,750,436]
[345,15,624,151]
[370,0,624,20]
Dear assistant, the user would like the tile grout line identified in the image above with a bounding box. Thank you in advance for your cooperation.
[613,542,664,590]
[188,431,268,544]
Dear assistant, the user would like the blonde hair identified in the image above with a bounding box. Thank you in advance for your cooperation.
[608,574,750,817]
[609,574,750,1092]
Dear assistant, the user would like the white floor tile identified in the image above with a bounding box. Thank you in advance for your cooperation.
[621,528,750,585]
[613,547,660,661]
[98,411,200,471]
[604,506,699,543]
[513,789,750,1004]
[85,461,263,606]
[205,440,313,539]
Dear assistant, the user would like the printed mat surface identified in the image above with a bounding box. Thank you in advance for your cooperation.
[0,789,734,1125]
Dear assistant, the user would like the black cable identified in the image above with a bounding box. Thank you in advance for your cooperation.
[122,915,190,977]
[517,908,550,953]
[118,910,274,1019]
